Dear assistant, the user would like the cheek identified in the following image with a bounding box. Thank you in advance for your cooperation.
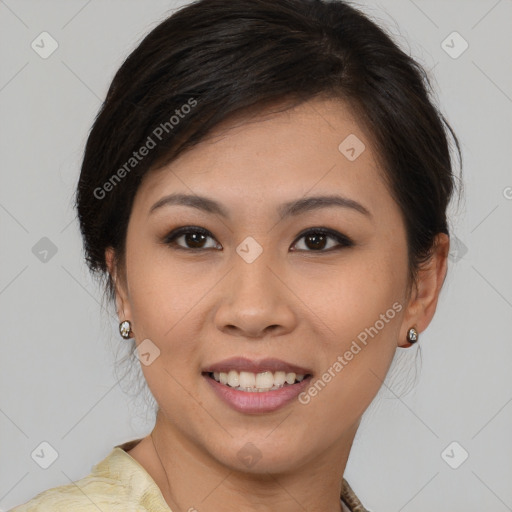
[292,240,407,407]
[125,239,206,337]
[295,241,407,343]
[294,264,403,436]
[126,251,206,410]
[123,247,212,404]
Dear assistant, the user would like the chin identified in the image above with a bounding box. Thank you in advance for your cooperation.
[210,439,310,476]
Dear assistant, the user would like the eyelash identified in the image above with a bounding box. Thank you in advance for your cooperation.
[162,226,354,253]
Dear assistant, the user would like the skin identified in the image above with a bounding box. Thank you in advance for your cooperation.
[106,97,449,512]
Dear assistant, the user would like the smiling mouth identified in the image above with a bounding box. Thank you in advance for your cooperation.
[204,370,311,392]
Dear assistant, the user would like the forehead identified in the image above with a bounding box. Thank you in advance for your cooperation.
[134,97,392,220]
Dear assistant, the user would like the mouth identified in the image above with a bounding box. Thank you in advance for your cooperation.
[201,357,314,413]
[203,370,311,392]
[202,371,313,413]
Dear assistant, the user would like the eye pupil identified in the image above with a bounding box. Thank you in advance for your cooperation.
[185,232,206,248]
[305,233,327,250]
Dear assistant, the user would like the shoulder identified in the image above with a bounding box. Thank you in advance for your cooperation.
[9,474,131,512]
[9,445,145,512]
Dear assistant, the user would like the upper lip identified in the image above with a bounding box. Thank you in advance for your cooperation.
[202,357,313,376]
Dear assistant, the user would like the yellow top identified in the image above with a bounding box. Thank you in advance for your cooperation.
[10,439,369,512]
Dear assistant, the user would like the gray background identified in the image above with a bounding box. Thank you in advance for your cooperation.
[1,1,511,511]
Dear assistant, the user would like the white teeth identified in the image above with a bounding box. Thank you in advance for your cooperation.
[285,372,296,384]
[210,370,307,391]
[227,370,239,388]
[255,371,274,390]
[239,371,256,388]
[273,371,286,386]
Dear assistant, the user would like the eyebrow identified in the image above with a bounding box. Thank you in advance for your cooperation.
[149,193,372,219]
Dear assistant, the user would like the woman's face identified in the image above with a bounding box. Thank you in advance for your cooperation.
[109,97,442,474]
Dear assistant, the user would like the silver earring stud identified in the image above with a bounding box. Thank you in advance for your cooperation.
[119,320,132,339]
[407,327,418,344]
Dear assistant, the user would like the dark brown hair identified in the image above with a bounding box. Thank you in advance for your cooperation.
[75,0,461,301]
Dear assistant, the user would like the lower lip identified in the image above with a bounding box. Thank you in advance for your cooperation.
[203,373,312,414]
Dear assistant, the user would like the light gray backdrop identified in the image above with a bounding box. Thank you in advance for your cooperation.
[1,1,511,511]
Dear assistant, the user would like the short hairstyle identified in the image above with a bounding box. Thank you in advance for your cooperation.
[75,0,461,302]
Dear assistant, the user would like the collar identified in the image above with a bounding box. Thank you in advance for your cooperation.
[98,438,369,512]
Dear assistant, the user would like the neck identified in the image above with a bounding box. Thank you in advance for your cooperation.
[139,411,359,512]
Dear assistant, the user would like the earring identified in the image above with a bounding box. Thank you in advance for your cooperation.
[119,320,132,339]
[407,327,418,344]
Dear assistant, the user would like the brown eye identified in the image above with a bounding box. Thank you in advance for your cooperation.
[291,228,354,252]
[163,226,353,253]
[163,227,221,250]
[181,232,208,248]
[303,232,329,250]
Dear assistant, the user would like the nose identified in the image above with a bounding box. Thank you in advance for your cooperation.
[213,255,297,340]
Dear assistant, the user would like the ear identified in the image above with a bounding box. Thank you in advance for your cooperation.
[398,233,450,347]
[105,247,132,322]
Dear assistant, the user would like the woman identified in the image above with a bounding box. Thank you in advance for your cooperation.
[10,0,461,510]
